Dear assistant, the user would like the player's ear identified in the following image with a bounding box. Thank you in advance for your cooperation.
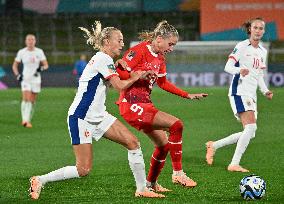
[103,38,110,46]
[156,35,163,43]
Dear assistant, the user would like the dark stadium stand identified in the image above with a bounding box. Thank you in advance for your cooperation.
[0,12,200,65]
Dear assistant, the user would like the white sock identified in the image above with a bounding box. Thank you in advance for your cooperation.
[21,101,27,122]
[25,102,32,122]
[29,102,35,122]
[38,166,79,185]
[230,124,257,165]
[213,132,242,149]
[173,170,183,176]
[128,147,146,192]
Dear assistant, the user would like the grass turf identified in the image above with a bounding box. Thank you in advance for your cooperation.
[0,87,283,203]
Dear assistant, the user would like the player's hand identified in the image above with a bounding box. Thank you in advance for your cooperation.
[265,91,273,100]
[130,70,146,81]
[34,66,45,76]
[36,66,45,73]
[115,59,131,71]
[140,70,157,80]
[16,74,23,82]
[187,93,208,100]
[240,68,249,77]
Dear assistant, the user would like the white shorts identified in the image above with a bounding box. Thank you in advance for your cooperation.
[229,95,257,121]
[67,112,117,145]
[21,81,41,93]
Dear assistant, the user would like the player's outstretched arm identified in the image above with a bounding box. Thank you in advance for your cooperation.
[187,93,208,100]
[110,70,145,91]
[12,61,23,82]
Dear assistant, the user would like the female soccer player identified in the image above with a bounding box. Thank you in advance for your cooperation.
[116,20,208,191]
[206,17,273,172]
[29,21,164,200]
[12,34,49,128]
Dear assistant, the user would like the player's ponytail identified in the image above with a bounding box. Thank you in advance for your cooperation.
[79,21,120,50]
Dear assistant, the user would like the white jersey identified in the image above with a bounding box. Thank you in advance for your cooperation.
[226,39,269,100]
[15,47,46,83]
[68,52,118,122]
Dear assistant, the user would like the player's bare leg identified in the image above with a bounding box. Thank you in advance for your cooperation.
[228,111,256,173]
[21,91,34,128]
[151,111,197,188]
[104,120,165,198]
[206,141,215,165]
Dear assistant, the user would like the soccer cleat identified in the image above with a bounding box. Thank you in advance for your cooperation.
[227,165,249,173]
[29,176,43,200]
[206,141,215,165]
[146,182,172,192]
[135,187,165,198]
[172,171,197,188]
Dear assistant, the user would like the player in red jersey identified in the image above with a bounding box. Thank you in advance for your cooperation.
[116,20,208,191]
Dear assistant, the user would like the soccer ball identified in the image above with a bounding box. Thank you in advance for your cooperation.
[239,175,266,200]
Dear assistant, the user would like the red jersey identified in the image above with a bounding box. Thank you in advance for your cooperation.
[117,41,167,103]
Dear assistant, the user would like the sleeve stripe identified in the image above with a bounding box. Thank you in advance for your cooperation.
[158,73,167,77]
[228,56,237,62]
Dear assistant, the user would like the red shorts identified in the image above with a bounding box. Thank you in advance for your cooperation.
[119,102,158,132]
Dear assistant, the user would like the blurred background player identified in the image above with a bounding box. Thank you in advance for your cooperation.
[29,21,164,200]
[206,17,273,172]
[12,34,48,128]
[73,54,87,82]
[116,20,208,191]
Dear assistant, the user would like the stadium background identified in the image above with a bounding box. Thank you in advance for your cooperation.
[0,1,283,203]
[0,0,283,88]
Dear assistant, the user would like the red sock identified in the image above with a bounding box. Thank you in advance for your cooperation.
[168,120,183,171]
[147,143,169,183]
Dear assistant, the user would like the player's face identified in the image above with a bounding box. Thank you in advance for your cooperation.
[157,35,178,55]
[250,20,265,41]
[25,35,36,48]
[108,30,124,58]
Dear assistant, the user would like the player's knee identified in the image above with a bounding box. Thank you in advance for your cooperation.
[77,165,92,177]
[169,120,183,142]
[125,136,140,150]
[169,120,183,133]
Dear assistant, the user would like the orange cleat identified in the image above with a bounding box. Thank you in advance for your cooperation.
[206,141,215,165]
[147,182,171,192]
[172,171,197,188]
[29,176,43,200]
[227,165,249,173]
[135,187,165,198]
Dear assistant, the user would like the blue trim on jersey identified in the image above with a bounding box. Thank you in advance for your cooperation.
[233,95,245,113]
[231,73,240,95]
[68,115,80,145]
[73,73,103,118]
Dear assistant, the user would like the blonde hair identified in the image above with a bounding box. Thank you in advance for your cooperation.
[138,20,179,41]
[79,21,120,50]
[242,17,265,35]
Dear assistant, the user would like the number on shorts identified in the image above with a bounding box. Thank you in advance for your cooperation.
[130,104,144,115]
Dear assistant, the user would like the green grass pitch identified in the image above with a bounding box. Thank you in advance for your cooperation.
[0,87,283,203]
